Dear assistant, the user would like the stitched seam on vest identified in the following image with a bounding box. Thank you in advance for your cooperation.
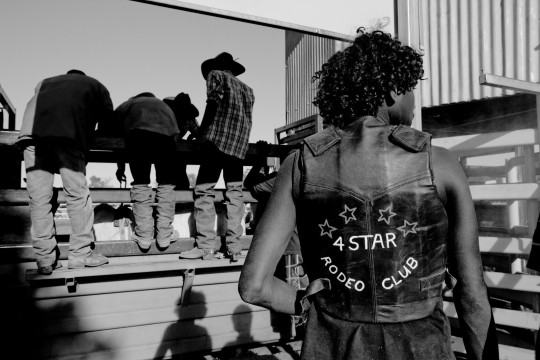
[303,181,370,203]
[370,173,432,201]
[366,200,377,323]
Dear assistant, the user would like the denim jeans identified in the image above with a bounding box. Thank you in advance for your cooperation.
[194,141,244,253]
[127,130,177,242]
[23,142,94,268]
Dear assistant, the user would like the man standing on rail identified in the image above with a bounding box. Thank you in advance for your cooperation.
[114,92,180,251]
[18,69,112,275]
[180,52,255,262]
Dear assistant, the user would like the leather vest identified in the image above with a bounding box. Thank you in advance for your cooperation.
[295,116,449,323]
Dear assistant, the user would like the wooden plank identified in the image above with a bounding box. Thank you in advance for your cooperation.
[274,114,321,134]
[470,183,540,201]
[41,326,283,360]
[0,188,257,205]
[479,236,532,255]
[37,289,265,335]
[480,73,540,94]
[0,131,296,164]
[484,272,540,293]
[26,257,246,281]
[451,336,534,360]
[45,310,279,358]
[279,127,317,145]
[432,128,537,157]
[3,236,253,262]
[30,268,243,299]
[444,301,540,330]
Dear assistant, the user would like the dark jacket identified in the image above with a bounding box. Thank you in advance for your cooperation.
[18,73,113,153]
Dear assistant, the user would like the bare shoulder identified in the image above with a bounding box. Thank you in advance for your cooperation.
[431,145,472,203]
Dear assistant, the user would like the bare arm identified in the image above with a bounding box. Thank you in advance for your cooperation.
[432,146,499,360]
[239,153,300,314]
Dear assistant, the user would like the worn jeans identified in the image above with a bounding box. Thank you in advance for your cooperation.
[23,143,94,268]
[127,130,177,242]
[194,141,244,254]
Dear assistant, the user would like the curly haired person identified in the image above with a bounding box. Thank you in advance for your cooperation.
[239,29,499,359]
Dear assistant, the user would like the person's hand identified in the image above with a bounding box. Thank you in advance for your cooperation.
[116,165,126,184]
[256,140,271,158]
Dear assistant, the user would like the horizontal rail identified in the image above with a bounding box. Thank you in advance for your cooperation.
[484,271,540,293]
[432,128,537,157]
[1,236,253,262]
[451,336,535,360]
[444,301,540,331]
[26,257,245,282]
[0,131,295,164]
[0,188,257,205]
[470,183,540,201]
[480,73,540,94]
[479,236,532,255]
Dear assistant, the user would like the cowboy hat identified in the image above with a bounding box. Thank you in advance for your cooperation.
[201,52,245,80]
[163,93,199,118]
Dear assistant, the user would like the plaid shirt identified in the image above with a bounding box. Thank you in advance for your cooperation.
[202,70,254,159]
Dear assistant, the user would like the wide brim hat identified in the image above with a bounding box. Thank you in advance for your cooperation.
[163,93,199,118]
[201,52,245,80]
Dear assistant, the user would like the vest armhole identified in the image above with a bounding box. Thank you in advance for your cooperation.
[291,147,303,202]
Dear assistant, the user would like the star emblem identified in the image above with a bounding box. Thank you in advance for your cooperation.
[318,219,337,238]
[397,220,418,237]
[377,205,396,225]
[339,204,357,224]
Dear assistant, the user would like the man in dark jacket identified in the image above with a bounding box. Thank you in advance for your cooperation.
[18,69,112,274]
[114,92,180,250]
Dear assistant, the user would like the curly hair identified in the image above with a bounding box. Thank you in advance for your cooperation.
[313,29,424,128]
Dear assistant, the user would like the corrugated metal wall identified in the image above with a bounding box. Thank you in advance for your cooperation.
[420,0,540,107]
[285,31,348,124]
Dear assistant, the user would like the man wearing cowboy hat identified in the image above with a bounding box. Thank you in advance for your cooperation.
[163,92,200,190]
[180,52,255,262]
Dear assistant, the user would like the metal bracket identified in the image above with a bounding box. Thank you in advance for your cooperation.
[65,277,78,293]
[179,268,195,306]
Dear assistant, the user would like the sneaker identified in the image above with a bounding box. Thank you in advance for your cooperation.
[37,261,63,275]
[68,252,109,269]
[157,230,179,249]
[131,234,153,251]
[179,247,215,260]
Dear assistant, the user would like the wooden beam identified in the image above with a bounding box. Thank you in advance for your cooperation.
[480,73,540,94]
[445,301,540,330]
[26,257,246,281]
[451,336,535,360]
[1,236,253,262]
[470,183,540,201]
[479,236,532,255]
[484,271,540,293]
[0,188,257,205]
[0,131,296,164]
[432,128,538,157]
[131,0,354,42]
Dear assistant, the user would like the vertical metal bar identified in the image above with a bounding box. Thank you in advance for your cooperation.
[503,0,515,92]
[439,0,450,105]
[516,0,527,81]
[491,0,503,98]
[481,0,493,98]
[470,0,481,100]
[449,0,459,103]
[420,0,431,107]
[459,0,471,102]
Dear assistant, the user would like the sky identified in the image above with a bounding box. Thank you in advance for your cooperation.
[0,0,394,185]
[0,0,285,143]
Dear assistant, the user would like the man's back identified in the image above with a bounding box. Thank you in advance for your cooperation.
[19,73,113,152]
